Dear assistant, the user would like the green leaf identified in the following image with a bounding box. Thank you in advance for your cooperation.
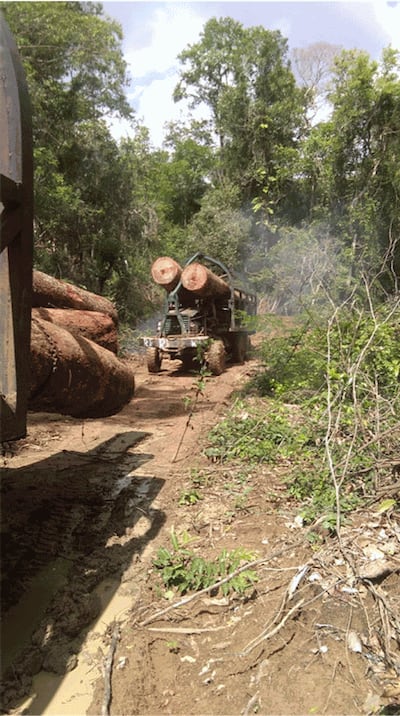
[375,499,396,514]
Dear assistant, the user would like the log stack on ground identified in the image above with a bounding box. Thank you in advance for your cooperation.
[28,271,134,418]
[32,270,118,323]
[32,307,118,354]
[29,318,134,418]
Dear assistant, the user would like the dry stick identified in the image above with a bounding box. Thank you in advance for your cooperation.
[242,578,347,659]
[322,658,340,715]
[138,540,304,627]
[172,375,205,463]
[242,691,260,716]
[102,622,120,716]
[147,625,228,634]
[240,598,305,656]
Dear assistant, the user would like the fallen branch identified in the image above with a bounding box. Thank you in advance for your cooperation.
[138,540,304,627]
[102,622,120,716]
[242,691,260,716]
[240,598,305,656]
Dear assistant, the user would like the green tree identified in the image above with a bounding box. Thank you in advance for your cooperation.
[186,183,252,270]
[0,2,156,321]
[174,17,306,220]
[161,123,214,228]
[301,47,400,289]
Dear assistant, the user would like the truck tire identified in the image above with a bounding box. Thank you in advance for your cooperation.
[231,332,247,364]
[146,347,161,373]
[207,340,226,375]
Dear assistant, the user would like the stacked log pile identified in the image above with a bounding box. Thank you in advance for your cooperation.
[29,271,135,418]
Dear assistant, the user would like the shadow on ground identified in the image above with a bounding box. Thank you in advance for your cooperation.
[0,430,166,713]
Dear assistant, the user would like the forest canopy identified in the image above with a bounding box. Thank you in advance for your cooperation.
[2,1,399,323]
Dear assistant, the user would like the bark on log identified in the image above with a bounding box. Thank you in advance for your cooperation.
[29,318,134,418]
[151,257,182,292]
[181,263,231,298]
[32,308,118,354]
[32,270,118,324]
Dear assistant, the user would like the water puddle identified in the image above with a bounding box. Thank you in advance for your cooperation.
[2,558,71,675]
[16,577,135,716]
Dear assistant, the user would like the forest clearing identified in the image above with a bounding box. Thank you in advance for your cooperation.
[1,343,399,715]
[1,2,400,714]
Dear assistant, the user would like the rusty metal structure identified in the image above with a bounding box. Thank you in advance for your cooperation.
[141,252,257,375]
[0,13,33,442]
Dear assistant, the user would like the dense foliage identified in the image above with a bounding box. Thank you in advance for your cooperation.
[2,2,399,324]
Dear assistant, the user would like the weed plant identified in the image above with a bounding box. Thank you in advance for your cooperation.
[153,529,258,596]
[205,301,400,525]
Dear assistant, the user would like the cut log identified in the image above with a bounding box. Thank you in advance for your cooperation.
[181,263,231,298]
[32,270,118,324]
[29,318,134,418]
[32,307,118,354]
[151,257,182,292]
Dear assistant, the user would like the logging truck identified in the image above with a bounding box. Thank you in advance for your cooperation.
[140,253,257,375]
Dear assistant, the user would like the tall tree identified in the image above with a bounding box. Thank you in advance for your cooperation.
[301,47,400,289]
[0,2,142,306]
[291,42,342,124]
[174,17,307,222]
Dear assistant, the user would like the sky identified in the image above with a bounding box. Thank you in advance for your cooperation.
[101,1,400,147]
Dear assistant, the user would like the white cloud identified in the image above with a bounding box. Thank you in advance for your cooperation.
[107,4,207,146]
[125,3,205,79]
[341,1,400,53]
[135,72,187,146]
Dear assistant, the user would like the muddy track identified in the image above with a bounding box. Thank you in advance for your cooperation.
[2,353,399,716]
[0,354,253,713]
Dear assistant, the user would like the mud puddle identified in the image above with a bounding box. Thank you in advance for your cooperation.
[1,424,166,714]
[16,577,135,716]
[2,558,71,675]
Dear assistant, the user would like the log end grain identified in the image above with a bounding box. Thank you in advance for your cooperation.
[151,257,182,292]
[181,263,230,298]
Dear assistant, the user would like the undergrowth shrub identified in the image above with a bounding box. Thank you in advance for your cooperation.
[205,300,400,525]
[152,529,258,596]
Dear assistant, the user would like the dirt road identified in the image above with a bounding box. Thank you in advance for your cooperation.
[1,354,398,715]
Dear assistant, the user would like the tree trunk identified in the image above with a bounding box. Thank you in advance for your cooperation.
[32,270,118,324]
[151,257,182,292]
[32,307,118,354]
[29,318,134,418]
[181,263,230,298]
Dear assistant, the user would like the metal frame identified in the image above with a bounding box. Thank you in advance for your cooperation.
[0,13,33,442]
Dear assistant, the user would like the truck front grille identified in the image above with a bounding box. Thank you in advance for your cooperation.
[165,314,191,335]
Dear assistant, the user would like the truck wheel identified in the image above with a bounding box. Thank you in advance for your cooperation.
[207,340,226,375]
[232,333,247,364]
[246,335,252,359]
[146,347,161,373]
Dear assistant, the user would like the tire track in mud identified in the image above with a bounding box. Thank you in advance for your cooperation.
[0,357,252,713]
